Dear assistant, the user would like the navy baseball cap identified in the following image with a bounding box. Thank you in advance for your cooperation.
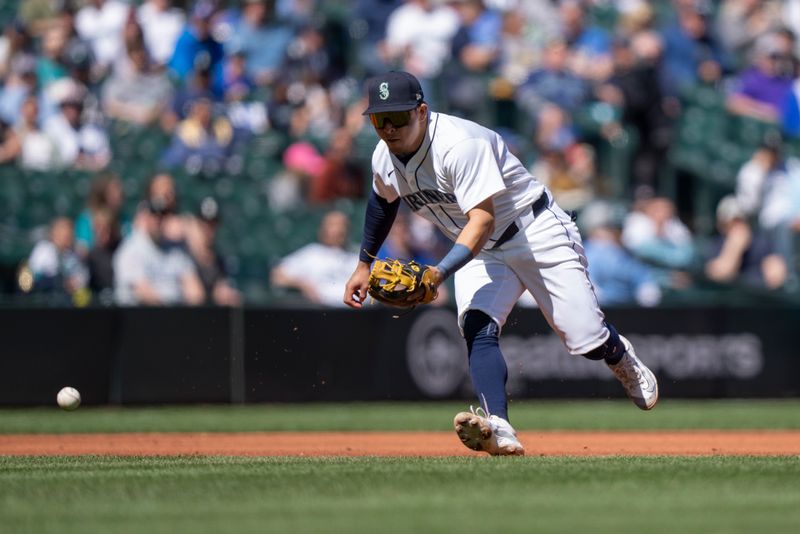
[363,71,424,115]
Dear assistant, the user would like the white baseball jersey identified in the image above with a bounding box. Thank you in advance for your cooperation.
[370,111,609,355]
[371,112,544,248]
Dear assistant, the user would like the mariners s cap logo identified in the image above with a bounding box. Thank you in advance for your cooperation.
[379,82,389,100]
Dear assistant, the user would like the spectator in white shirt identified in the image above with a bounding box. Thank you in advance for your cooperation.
[27,217,88,297]
[113,198,205,306]
[102,43,173,125]
[15,94,59,171]
[43,80,111,170]
[270,210,360,307]
[75,0,130,70]
[380,0,460,107]
[136,0,186,66]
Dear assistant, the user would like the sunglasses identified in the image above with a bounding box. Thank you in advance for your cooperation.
[369,109,414,129]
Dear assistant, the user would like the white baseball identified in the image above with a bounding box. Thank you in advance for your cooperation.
[56,387,81,411]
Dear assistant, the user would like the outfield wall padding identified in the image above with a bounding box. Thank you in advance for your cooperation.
[0,305,798,405]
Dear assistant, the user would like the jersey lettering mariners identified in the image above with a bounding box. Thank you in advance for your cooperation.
[371,112,544,247]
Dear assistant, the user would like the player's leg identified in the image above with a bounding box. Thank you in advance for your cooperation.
[462,310,507,420]
[451,256,525,455]
[453,255,524,418]
[508,201,658,409]
[585,326,658,410]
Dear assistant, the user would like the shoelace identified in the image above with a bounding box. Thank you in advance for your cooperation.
[471,396,518,440]
[469,405,490,419]
[469,393,491,419]
[470,399,521,451]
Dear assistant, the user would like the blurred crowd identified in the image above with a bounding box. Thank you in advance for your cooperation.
[22,171,244,306]
[6,0,800,307]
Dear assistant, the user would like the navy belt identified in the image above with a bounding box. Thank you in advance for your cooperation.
[491,194,549,249]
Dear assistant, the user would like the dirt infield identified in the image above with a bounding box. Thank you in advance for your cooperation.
[2,431,800,456]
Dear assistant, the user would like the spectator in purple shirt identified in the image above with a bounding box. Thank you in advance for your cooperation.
[727,32,795,123]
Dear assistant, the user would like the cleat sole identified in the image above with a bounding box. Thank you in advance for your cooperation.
[453,412,492,452]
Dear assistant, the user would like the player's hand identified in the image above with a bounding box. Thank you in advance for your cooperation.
[343,261,372,308]
[426,266,445,289]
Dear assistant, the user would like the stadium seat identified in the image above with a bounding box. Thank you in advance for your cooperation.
[733,116,781,148]
[0,170,24,217]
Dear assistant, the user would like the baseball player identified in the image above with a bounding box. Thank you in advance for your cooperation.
[343,71,658,456]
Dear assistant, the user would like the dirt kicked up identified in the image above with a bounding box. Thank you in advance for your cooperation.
[2,431,800,456]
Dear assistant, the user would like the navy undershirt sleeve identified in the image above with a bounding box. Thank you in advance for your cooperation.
[436,243,473,279]
[359,190,400,263]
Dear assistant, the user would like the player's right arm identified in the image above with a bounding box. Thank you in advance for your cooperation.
[344,189,400,308]
[428,137,505,284]
[428,196,495,286]
[455,197,496,255]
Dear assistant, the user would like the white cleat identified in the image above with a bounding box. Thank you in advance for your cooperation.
[453,408,525,456]
[608,335,659,410]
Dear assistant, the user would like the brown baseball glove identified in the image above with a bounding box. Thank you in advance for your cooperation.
[367,258,438,308]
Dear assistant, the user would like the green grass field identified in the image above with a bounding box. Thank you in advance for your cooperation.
[2,399,800,433]
[2,401,799,533]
